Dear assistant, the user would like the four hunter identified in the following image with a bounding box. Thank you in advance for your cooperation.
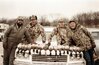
[3,15,96,65]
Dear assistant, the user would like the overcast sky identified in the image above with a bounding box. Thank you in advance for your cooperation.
[0,0,99,20]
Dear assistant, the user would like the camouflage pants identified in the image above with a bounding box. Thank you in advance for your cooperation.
[3,41,17,65]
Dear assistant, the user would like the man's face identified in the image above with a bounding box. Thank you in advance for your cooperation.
[69,22,76,29]
[30,18,37,26]
[17,19,23,25]
[58,21,65,28]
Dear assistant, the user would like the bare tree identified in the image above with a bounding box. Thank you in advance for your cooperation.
[72,12,99,27]
[39,16,51,26]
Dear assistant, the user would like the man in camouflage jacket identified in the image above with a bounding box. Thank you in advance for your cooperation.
[47,18,69,47]
[3,16,32,65]
[27,15,46,43]
[68,20,96,65]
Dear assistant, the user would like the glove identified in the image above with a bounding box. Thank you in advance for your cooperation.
[92,44,96,48]
[43,42,51,50]
[91,41,96,48]
[47,42,51,46]
[43,44,49,50]
[42,41,45,43]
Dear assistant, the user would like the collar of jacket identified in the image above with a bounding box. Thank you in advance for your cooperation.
[14,23,23,30]
[30,22,38,28]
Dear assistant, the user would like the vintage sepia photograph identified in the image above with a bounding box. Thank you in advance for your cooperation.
[0,0,99,65]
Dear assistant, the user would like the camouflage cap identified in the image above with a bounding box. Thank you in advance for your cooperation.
[58,18,65,23]
[29,15,37,20]
[17,16,25,20]
[69,20,78,24]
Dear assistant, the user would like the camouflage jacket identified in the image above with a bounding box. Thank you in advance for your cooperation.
[27,23,46,42]
[67,24,96,50]
[48,26,69,46]
[3,24,32,46]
